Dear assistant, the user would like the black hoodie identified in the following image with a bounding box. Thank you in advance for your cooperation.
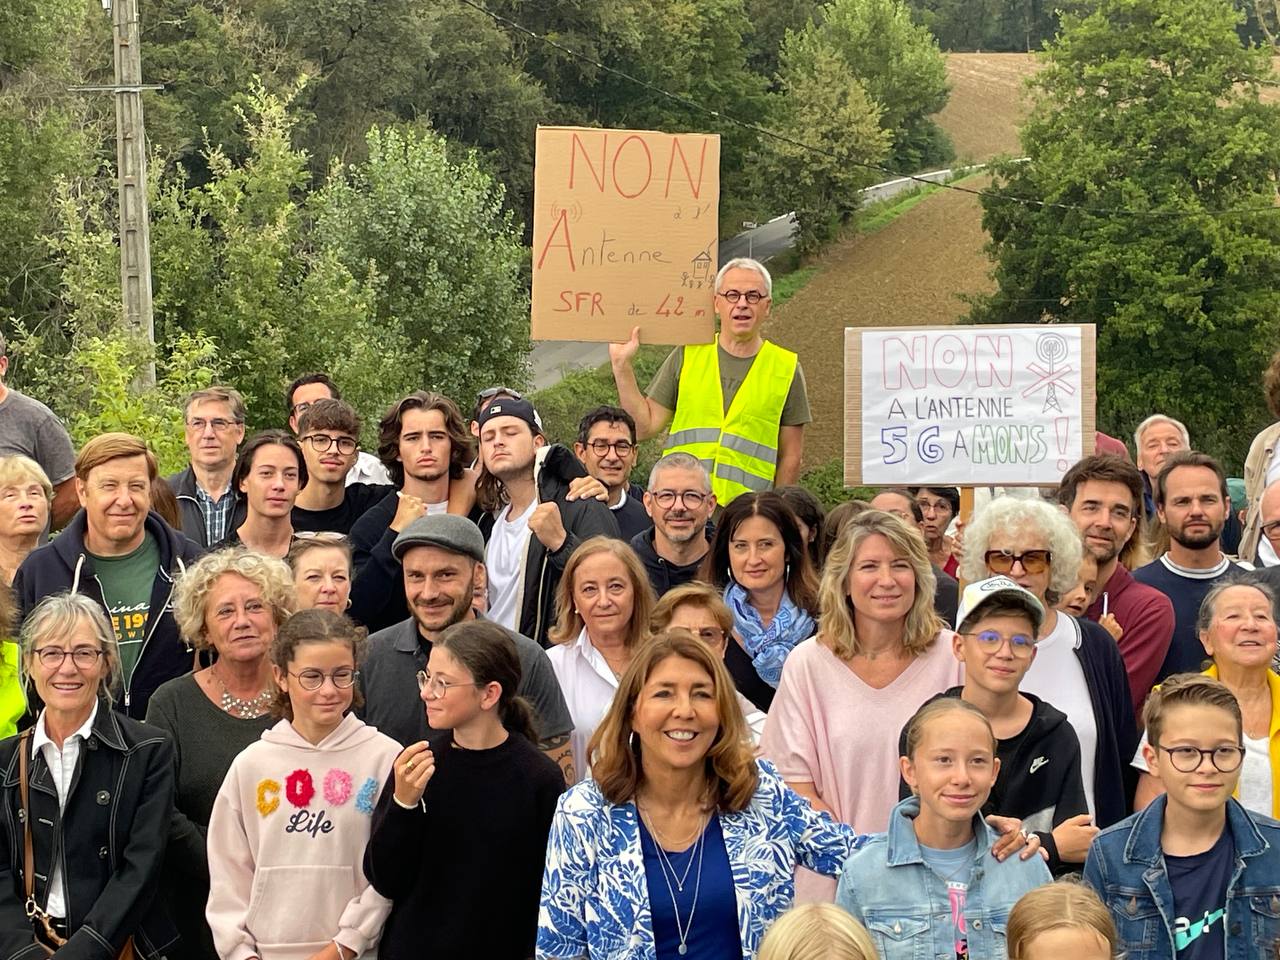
[898,687,1088,874]
[476,445,620,647]
[12,510,201,718]
[628,527,708,598]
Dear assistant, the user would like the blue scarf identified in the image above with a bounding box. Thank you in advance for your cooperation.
[724,583,816,687]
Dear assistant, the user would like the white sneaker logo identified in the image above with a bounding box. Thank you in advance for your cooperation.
[1029,756,1049,775]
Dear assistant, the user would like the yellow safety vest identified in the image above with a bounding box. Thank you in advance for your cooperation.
[663,340,797,506]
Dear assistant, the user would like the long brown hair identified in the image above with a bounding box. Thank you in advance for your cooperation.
[376,391,473,487]
[270,609,366,720]
[437,620,538,743]
[548,537,655,648]
[589,631,758,812]
[702,492,819,615]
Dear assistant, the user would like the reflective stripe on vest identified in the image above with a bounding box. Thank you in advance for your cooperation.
[663,340,797,505]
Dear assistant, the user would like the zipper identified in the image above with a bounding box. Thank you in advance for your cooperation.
[106,570,176,711]
[532,552,551,643]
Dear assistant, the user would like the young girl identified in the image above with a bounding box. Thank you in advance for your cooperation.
[836,698,1051,960]
[1008,881,1117,959]
[758,903,879,960]
[365,619,565,960]
[207,609,400,960]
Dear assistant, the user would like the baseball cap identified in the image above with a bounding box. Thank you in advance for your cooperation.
[476,396,544,437]
[955,575,1046,635]
[391,513,486,563]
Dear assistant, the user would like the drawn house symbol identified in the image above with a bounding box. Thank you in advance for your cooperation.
[691,251,712,279]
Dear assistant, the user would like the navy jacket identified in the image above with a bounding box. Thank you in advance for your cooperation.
[12,511,201,718]
[1072,615,1140,829]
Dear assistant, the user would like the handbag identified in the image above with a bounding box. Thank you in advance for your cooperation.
[18,730,137,960]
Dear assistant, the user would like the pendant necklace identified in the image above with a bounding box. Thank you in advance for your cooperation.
[212,665,274,719]
[644,808,709,956]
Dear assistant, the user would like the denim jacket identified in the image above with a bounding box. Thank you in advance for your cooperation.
[537,759,863,960]
[1083,795,1280,960]
[835,796,1051,960]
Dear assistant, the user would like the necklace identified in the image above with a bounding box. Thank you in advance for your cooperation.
[647,812,708,956]
[212,665,274,719]
[639,805,706,891]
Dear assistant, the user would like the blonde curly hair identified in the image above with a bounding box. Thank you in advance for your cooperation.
[173,547,296,650]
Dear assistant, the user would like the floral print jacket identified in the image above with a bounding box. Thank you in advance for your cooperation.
[537,759,864,960]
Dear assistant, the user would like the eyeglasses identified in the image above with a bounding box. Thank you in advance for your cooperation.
[1154,743,1245,773]
[961,630,1036,657]
[416,670,483,697]
[34,647,105,669]
[475,386,524,405]
[292,531,349,544]
[288,668,359,690]
[586,439,634,457]
[651,490,709,510]
[984,549,1052,575]
[716,290,768,305]
[187,417,240,433]
[302,434,358,455]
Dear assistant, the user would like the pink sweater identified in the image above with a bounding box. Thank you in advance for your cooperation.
[760,634,964,901]
[206,713,401,960]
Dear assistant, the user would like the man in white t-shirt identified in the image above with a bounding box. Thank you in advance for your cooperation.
[349,391,475,632]
[475,397,619,647]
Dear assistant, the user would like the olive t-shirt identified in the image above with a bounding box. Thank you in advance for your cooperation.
[644,343,811,424]
[91,533,160,686]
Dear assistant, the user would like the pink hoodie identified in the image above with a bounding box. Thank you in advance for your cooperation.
[206,713,401,960]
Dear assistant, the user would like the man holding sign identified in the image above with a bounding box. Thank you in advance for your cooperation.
[609,257,810,506]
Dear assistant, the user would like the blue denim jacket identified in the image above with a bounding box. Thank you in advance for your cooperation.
[1083,795,1280,960]
[835,796,1051,960]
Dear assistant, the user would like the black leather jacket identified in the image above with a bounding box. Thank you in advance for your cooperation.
[0,704,177,960]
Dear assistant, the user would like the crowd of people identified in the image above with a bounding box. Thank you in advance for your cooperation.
[1,255,1280,959]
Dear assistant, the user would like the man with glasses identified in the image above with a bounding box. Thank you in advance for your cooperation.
[631,453,716,597]
[285,371,392,486]
[609,256,810,506]
[360,514,575,782]
[168,386,246,549]
[1085,673,1280,959]
[573,405,648,540]
[292,399,395,535]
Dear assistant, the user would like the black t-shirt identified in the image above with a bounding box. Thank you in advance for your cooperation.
[1166,825,1232,958]
[292,481,394,535]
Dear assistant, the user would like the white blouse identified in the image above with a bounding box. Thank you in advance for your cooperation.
[545,628,621,783]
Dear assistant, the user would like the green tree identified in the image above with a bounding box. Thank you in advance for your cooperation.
[757,35,890,252]
[314,125,531,407]
[743,0,825,79]
[797,0,952,170]
[972,0,1280,469]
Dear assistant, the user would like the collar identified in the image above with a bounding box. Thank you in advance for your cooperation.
[33,699,99,755]
[391,617,422,654]
[1123,794,1269,866]
[1159,552,1232,579]
[574,626,621,689]
[884,795,998,867]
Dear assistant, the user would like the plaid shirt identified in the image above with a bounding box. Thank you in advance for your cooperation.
[195,482,237,546]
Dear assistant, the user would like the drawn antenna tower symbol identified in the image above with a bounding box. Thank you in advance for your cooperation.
[549,200,584,223]
[1035,333,1069,414]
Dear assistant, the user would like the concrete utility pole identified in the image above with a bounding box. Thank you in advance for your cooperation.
[109,0,157,387]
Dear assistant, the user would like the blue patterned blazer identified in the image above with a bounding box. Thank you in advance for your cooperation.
[537,759,864,960]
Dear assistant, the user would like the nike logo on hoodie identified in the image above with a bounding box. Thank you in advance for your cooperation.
[1029,756,1049,774]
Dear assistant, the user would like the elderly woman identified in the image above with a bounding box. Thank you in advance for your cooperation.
[961,495,1138,829]
[144,547,295,960]
[704,491,820,713]
[761,509,965,901]
[287,534,353,614]
[0,455,52,585]
[0,593,175,957]
[651,582,767,743]
[1134,580,1280,816]
[547,536,655,782]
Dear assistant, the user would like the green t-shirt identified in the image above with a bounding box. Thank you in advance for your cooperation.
[90,533,160,687]
[645,343,812,424]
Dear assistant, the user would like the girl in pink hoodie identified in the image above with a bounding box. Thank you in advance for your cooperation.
[207,609,401,960]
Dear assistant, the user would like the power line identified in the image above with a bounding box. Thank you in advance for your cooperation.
[455,0,1280,221]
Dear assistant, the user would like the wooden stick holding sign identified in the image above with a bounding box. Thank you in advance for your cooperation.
[530,125,720,344]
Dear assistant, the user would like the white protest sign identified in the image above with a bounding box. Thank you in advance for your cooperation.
[844,324,1097,486]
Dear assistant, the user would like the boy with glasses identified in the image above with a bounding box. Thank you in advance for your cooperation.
[898,576,1094,874]
[572,405,649,540]
[1084,673,1280,958]
[293,399,394,534]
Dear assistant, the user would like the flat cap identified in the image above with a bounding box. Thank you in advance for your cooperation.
[391,511,486,563]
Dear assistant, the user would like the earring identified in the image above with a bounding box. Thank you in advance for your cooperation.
[345,598,352,610]
[785,562,791,580]
[629,730,639,751]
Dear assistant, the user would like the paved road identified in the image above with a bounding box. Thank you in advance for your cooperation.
[529,165,983,390]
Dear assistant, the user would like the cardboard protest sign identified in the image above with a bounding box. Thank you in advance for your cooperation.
[845,324,1097,486]
[531,126,720,344]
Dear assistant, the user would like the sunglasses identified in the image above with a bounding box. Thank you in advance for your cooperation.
[984,549,1052,575]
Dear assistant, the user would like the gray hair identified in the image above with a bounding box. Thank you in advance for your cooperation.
[1196,578,1277,637]
[648,452,711,492]
[21,593,120,703]
[958,496,1083,603]
[1134,414,1190,452]
[714,257,772,298]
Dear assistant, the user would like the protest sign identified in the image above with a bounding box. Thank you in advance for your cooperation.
[531,125,720,344]
[845,324,1097,486]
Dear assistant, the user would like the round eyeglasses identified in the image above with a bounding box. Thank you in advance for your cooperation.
[34,647,105,669]
[1154,744,1245,773]
[301,434,358,455]
[960,630,1036,658]
[288,668,359,691]
[416,670,483,697]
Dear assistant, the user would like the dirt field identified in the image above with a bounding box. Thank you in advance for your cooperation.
[938,54,1039,161]
[770,182,995,465]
